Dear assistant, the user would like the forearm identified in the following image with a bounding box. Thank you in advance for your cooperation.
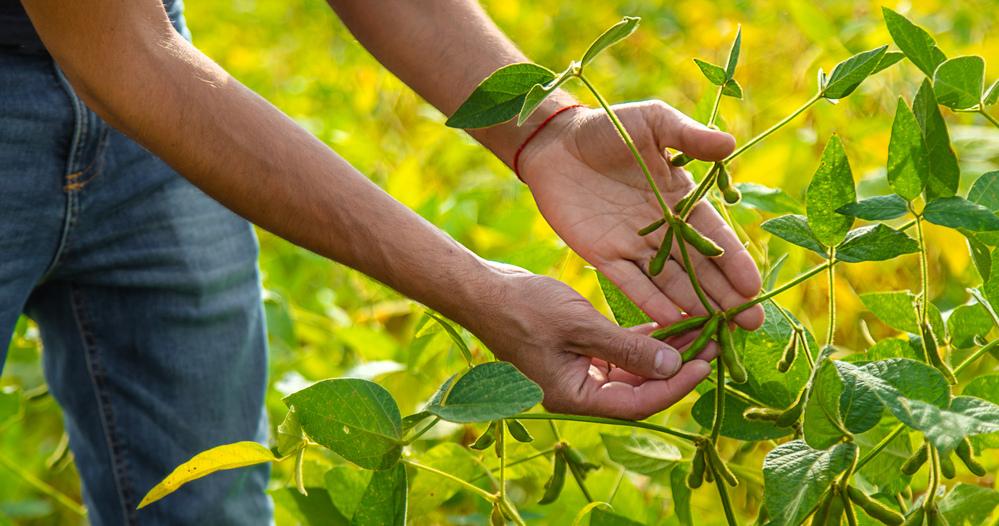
[23,0,503,333]
[327,0,577,166]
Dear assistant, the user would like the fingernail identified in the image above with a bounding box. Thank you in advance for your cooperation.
[655,347,682,377]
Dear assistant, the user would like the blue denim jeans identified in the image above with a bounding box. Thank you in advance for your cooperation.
[0,5,272,524]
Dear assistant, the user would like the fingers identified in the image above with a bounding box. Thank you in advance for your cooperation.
[649,101,736,161]
[585,322,684,380]
[685,199,763,297]
[573,360,713,420]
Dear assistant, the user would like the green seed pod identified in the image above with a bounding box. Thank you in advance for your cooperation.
[902,507,925,526]
[715,164,742,204]
[722,186,742,205]
[681,316,720,362]
[925,507,945,526]
[651,315,710,340]
[671,152,692,167]
[777,331,800,373]
[638,217,667,236]
[563,445,599,475]
[812,490,834,526]
[686,449,705,489]
[842,490,859,526]
[955,437,987,476]
[938,450,956,479]
[743,406,783,422]
[824,488,845,526]
[470,423,496,450]
[678,221,725,257]
[649,226,675,276]
[901,443,928,475]
[846,486,905,526]
[776,391,805,428]
[920,323,957,385]
[719,323,748,384]
[490,502,506,526]
[705,445,739,487]
[538,448,567,505]
[506,419,534,443]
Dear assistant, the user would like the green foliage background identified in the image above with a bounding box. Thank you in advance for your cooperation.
[2,1,998,524]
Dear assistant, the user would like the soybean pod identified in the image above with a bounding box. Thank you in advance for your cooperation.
[686,448,706,489]
[681,315,719,362]
[846,486,904,526]
[938,450,955,479]
[649,226,674,276]
[651,315,710,340]
[955,438,986,476]
[900,443,928,475]
[678,221,725,257]
[638,217,666,236]
[715,164,741,204]
[538,448,567,505]
[718,322,747,384]
[777,330,799,373]
[705,445,738,487]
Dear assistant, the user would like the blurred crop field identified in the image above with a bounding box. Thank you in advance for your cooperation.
[2,0,998,524]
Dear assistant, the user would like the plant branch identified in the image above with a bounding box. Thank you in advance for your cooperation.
[711,358,726,441]
[953,339,999,375]
[0,451,87,516]
[854,423,906,472]
[980,108,999,129]
[677,230,715,313]
[510,413,699,442]
[726,261,832,317]
[724,93,822,162]
[403,459,497,502]
[826,249,837,348]
[470,447,555,483]
[404,416,440,444]
[708,461,740,526]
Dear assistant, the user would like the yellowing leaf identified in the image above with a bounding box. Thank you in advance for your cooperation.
[137,441,277,509]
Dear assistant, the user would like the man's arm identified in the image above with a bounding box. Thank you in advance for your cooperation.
[327,0,766,329]
[20,0,713,419]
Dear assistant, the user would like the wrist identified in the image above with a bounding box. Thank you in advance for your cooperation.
[468,90,579,168]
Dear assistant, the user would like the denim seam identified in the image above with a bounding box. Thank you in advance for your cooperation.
[68,285,139,525]
[63,126,109,191]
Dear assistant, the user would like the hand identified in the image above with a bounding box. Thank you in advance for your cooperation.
[518,101,765,329]
[469,265,717,420]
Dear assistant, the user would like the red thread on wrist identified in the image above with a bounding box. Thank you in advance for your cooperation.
[512,104,584,182]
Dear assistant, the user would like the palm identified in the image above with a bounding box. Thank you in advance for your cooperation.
[519,102,764,329]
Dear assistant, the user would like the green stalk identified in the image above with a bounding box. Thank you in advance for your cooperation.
[826,248,837,348]
[510,413,699,442]
[980,109,999,129]
[708,461,740,526]
[854,423,906,472]
[403,459,496,502]
[712,357,726,441]
[577,74,674,222]
[680,164,721,219]
[924,447,941,508]
[470,447,556,483]
[953,339,999,375]
[726,261,832,317]
[498,421,507,500]
[0,452,87,517]
[567,461,595,503]
[725,93,822,162]
[403,416,440,444]
[677,228,715,313]
[708,84,726,128]
[913,214,930,329]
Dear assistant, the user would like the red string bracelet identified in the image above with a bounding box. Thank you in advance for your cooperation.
[512,104,584,181]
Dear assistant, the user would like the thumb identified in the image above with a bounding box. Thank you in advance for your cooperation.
[587,323,684,380]
[649,101,736,161]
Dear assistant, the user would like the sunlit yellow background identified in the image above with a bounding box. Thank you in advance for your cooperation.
[2,1,997,524]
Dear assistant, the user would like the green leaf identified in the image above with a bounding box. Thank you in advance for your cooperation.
[138,442,278,508]
[924,196,999,232]
[324,466,371,520]
[933,56,985,110]
[272,487,350,526]
[284,379,402,470]
[350,463,407,526]
[425,311,473,365]
[692,388,793,441]
[693,59,726,86]
[969,171,999,212]
[408,443,487,517]
[859,290,945,337]
[822,46,889,99]
[882,7,947,78]
[836,194,909,220]
[913,79,960,200]
[873,51,906,75]
[947,304,993,349]
[597,272,651,328]
[866,338,923,361]
[670,465,693,526]
[835,224,919,263]
[888,98,930,201]
[427,362,542,423]
[803,360,883,449]
[277,410,306,457]
[962,375,999,449]
[590,508,644,526]
[985,79,999,106]
[600,433,682,475]
[763,440,858,526]
[725,26,742,79]
[580,16,640,67]
[939,484,999,526]
[735,183,802,214]
[446,63,556,129]
[807,136,856,247]
[966,235,993,279]
[762,214,826,256]
[722,79,743,99]
[855,422,915,493]
[518,66,576,126]
[733,301,816,408]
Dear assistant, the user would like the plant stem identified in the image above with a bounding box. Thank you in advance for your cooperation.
[680,164,720,219]
[980,109,999,129]
[677,230,715,312]
[577,73,674,221]
[403,458,496,502]
[712,358,726,442]
[924,446,941,508]
[510,413,699,442]
[0,451,87,516]
[953,339,999,375]
[826,249,837,348]
[726,261,832,317]
[913,215,930,329]
[608,468,626,504]
[725,93,822,162]
[708,84,726,128]
[703,376,767,408]
[568,461,594,503]
[470,447,556,483]
[404,416,440,444]
[498,421,507,500]
[708,461,740,526]
[854,423,906,472]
